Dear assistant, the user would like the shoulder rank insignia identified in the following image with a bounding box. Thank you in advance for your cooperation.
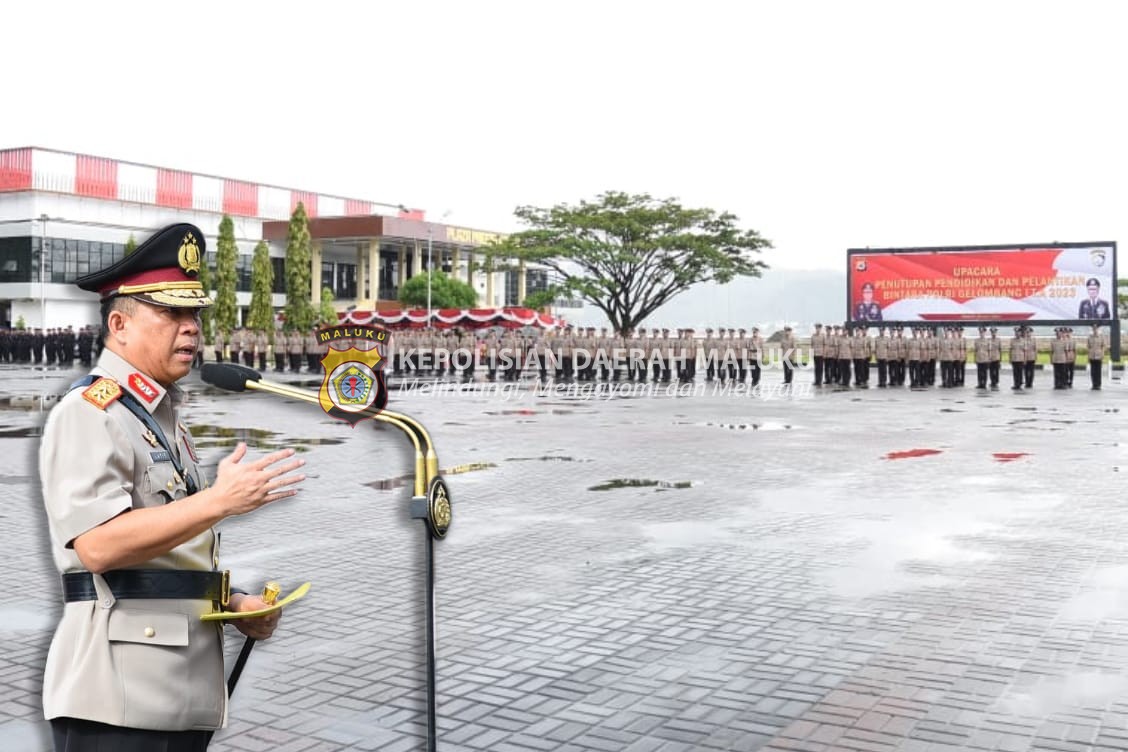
[82,377,122,410]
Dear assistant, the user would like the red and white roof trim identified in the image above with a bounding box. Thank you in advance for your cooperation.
[0,147,412,221]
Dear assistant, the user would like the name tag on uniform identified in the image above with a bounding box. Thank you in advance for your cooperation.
[150,450,173,463]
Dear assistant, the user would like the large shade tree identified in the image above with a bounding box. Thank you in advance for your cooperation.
[498,191,770,334]
[284,202,315,332]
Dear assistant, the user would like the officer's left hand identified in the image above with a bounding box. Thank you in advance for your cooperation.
[228,593,281,640]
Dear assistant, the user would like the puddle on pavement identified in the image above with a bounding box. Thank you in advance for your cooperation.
[996,673,1128,718]
[483,409,579,416]
[643,520,731,550]
[365,462,495,491]
[0,474,32,485]
[365,474,412,490]
[0,425,40,438]
[507,455,592,463]
[939,408,964,413]
[0,395,60,410]
[694,421,793,431]
[884,449,943,460]
[0,605,54,631]
[189,424,343,452]
[992,452,1030,463]
[589,478,695,492]
[443,462,496,475]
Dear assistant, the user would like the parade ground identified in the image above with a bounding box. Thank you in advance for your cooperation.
[2,362,1128,752]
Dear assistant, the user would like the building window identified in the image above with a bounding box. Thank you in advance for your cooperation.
[0,236,31,283]
[271,257,286,293]
[28,236,125,283]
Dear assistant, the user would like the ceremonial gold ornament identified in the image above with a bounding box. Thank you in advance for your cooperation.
[178,232,202,275]
[201,582,312,621]
[142,429,159,447]
[262,582,281,606]
[428,478,452,539]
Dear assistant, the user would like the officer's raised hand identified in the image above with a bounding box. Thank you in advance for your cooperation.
[209,442,305,516]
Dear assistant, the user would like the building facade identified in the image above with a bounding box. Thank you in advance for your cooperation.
[0,147,539,330]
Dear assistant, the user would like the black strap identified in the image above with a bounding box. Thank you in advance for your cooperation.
[62,569,227,603]
[68,376,199,496]
[115,390,198,495]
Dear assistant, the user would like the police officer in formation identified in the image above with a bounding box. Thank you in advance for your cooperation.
[1088,324,1108,389]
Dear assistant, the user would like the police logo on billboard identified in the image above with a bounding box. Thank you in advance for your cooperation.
[855,258,867,272]
[318,325,389,426]
[1091,248,1107,267]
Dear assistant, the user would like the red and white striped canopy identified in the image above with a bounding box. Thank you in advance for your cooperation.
[339,307,566,330]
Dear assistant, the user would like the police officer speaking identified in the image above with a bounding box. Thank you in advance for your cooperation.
[40,223,307,751]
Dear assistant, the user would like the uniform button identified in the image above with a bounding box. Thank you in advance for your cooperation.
[167,480,175,491]
[144,627,156,638]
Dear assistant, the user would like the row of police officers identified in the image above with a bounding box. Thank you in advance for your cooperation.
[212,327,326,373]
[388,323,1111,391]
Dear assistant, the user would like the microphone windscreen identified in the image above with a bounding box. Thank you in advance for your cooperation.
[200,362,262,392]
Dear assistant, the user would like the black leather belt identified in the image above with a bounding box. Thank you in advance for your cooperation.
[62,569,230,606]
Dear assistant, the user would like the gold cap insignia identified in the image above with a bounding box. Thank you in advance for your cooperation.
[178,232,202,276]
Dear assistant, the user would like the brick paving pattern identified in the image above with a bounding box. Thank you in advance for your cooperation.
[1,362,1125,751]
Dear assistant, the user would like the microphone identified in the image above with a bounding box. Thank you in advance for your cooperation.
[201,362,262,392]
[197,358,449,752]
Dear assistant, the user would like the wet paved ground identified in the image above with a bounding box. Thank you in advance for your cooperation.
[2,360,1127,752]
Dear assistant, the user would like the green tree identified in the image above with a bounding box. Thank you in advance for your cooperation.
[124,234,137,256]
[319,286,338,326]
[213,215,238,336]
[284,202,315,332]
[198,250,214,345]
[399,270,478,309]
[246,240,275,341]
[521,289,556,310]
[500,191,770,335]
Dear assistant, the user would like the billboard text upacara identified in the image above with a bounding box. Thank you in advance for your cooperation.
[847,243,1116,322]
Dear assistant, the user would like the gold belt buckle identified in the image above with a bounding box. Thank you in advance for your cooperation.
[220,569,231,609]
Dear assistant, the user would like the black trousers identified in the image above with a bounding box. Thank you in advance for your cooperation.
[52,717,210,752]
[1091,359,1103,388]
[989,361,1000,387]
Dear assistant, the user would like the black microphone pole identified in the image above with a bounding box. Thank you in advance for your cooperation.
[201,363,450,752]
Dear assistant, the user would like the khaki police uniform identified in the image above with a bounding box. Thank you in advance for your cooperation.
[1088,328,1108,389]
[41,349,225,731]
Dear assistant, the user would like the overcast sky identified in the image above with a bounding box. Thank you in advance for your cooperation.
[3,1,1126,273]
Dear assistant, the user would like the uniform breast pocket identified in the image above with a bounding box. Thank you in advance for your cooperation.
[145,463,186,504]
[108,609,190,647]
